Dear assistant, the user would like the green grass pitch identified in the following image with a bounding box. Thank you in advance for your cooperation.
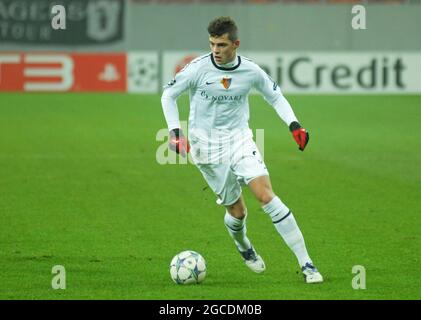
[0,93,420,299]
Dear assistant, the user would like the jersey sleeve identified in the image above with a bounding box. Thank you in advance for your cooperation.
[161,62,198,131]
[254,65,298,126]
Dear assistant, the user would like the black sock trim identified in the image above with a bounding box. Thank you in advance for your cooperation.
[272,211,291,224]
[225,223,245,232]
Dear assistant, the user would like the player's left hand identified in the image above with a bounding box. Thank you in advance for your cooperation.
[289,121,309,151]
[169,128,190,157]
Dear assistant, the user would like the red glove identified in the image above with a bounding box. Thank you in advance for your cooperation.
[289,121,310,151]
[169,128,190,157]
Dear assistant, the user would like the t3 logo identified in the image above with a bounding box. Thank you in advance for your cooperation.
[0,53,74,91]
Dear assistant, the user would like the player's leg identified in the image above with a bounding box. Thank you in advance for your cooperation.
[224,195,265,273]
[248,175,312,267]
[248,175,323,283]
[224,194,250,252]
[231,135,322,283]
[194,161,264,273]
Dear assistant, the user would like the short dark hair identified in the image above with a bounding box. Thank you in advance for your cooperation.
[207,16,238,42]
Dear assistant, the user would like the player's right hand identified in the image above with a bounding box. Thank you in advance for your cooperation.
[289,121,310,151]
[169,128,190,157]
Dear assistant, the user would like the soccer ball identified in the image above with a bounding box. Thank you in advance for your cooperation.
[170,250,206,284]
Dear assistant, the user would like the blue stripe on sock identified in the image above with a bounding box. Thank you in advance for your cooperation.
[272,211,291,224]
[225,223,245,232]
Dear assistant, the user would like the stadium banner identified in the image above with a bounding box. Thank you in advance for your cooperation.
[0,0,125,44]
[162,51,203,88]
[162,51,421,94]
[0,52,127,92]
[127,52,159,93]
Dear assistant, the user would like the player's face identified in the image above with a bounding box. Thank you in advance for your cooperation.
[209,33,240,65]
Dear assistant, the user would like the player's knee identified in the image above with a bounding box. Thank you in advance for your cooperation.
[227,205,247,219]
[226,200,247,219]
[229,210,246,220]
[258,192,275,206]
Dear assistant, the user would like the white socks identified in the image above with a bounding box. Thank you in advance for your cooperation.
[262,196,312,267]
[224,211,252,252]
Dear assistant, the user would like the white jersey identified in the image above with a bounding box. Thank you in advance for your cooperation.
[161,53,298,143]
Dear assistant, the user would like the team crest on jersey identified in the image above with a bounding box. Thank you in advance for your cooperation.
[220,77,232,89]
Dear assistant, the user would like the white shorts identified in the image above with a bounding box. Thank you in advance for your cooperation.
[192,135,269,206]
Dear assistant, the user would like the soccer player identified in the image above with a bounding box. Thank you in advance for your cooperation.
[161,16,323,283]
